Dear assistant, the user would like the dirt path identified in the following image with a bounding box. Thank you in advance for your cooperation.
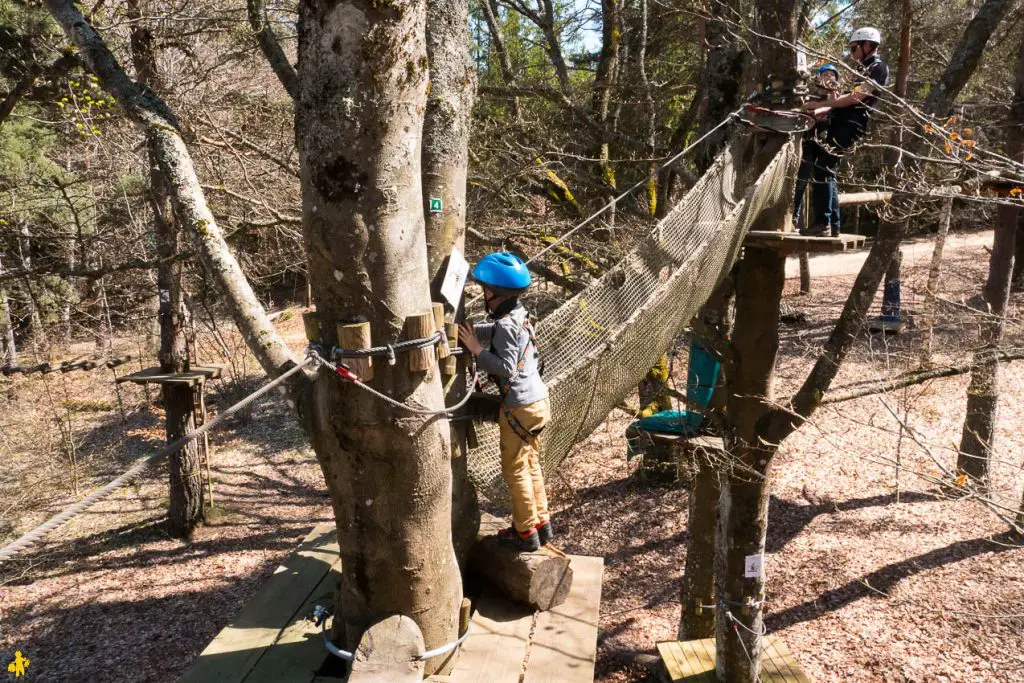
[785,229,992,279]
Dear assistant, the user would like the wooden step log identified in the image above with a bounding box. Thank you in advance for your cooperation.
[469,512,573,611]
[348,614,425,683]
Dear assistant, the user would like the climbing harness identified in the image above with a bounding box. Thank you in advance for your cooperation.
[0,356,317,562]
[307,347,478,417]
[312,603,472,663]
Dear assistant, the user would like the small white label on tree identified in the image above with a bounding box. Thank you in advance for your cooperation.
[744,553,764,579]
[429,197,443,213]
[440,247,470,309]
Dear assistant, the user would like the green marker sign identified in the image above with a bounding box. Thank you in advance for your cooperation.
[429,197,443,213]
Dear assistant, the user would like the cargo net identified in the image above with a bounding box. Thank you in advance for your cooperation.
[467,134,799,501]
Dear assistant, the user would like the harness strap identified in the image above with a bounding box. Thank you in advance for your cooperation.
[502,403,542,444]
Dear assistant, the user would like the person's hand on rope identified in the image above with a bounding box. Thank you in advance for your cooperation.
[458,321,483,356]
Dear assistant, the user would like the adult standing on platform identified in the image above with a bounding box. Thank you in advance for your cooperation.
[795,28,890,237]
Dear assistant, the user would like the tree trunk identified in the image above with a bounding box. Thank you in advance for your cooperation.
[679,279,734,640]
[957,33,1024,491]
[0,256,16,368]
[711,2,797,676]
[296,0,461,670]
[591,0,622,225]
[46,0,461,669]
[423,0,479,568]
[695,0,746,173]
[129,0,203,537]
[716,244,785,682]
[679,458,720,638]
[479,0,522,120]
[638,354,672,417]
[920,197,953,366]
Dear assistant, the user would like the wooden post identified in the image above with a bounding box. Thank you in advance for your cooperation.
[442,322,458,376]
[405,312,437,372]
[432,303,450,362]
[798,253,811,294]
[302,311,320,343]
[338,321,374,382]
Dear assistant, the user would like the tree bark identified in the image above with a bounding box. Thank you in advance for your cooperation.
[591,0,622,224]
[957,33,1024,491]
[695,0,747,173]
[296,0,461,670]
[920,197,953,365]
[469,513,572,610]
[679,455,720,638]
[0,256,16,368]
[423,0,480,568]
[128,0,203,536]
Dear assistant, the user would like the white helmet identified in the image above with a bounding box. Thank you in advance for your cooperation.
[849,27,881,46]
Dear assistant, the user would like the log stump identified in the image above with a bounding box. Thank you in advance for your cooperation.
[348,614,425,683]
[469,513,573,611]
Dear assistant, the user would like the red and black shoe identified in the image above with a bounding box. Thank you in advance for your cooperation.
[535,520,553,546]
[497,526,541,552]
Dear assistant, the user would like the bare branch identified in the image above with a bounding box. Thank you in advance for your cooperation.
[246,0,299,100]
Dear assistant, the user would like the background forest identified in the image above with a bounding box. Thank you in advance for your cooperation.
[2,1,1024,682]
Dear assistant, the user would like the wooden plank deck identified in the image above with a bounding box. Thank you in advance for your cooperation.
[178,523,339,683]
[745,231,866,254]
[657,635,812,682]
[523,555,604,683]
[449,589,534,683]
[181,522,602,683]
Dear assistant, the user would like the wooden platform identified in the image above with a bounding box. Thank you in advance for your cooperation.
[117,364,224,386]
[179,523,603,683]
[745,231,866,254]
[658,635,812,682]
[179,523,342,683]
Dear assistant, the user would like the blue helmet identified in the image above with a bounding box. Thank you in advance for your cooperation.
[472,252,532,293]
[818,64,839,77]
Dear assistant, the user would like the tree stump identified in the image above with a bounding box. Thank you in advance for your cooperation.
[469,513,573,611]
[348,615,425,683]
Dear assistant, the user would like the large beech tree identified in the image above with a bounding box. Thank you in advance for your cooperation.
[45,0,465,671]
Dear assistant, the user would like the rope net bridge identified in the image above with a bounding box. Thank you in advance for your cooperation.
[466,135,800,500]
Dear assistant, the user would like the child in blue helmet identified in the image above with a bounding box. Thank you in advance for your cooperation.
[459,252,552,552]
[794,64,843,237]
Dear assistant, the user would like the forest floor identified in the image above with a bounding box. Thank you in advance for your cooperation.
[2,228,1024,682]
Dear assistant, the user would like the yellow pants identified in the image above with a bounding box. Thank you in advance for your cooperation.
[499,398,551,533]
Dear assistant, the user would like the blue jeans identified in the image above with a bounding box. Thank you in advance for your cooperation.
[793,139,841,233]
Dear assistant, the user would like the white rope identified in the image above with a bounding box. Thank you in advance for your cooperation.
[0,357,315,562]
[310,349,478,417]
